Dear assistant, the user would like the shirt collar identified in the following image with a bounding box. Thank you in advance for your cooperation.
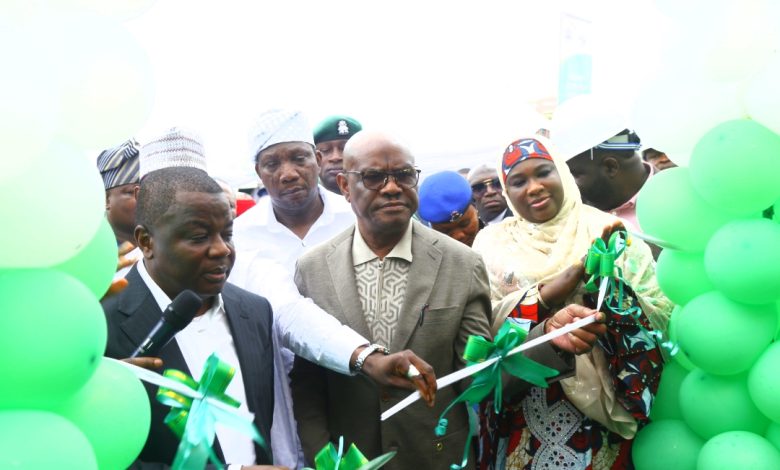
[352,221,414,266]
[137,259,224,318]
[487,208,507,225]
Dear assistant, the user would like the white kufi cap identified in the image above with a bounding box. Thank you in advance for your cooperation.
[249,109,313,162]
[140,127,208,178]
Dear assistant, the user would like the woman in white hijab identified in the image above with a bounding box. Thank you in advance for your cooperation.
[472,136,672,470]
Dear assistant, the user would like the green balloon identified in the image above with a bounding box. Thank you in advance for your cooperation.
[766,422,780,453]
[0,141,105,268]
[704,219,780,305]
[56,358,150,470]
[748,342,780,423]
[689,119,780,216]
[0,410,97,469]
[0,270,106,408]
[679,369,769,439]
[656,249,715,306]
[650,360,689,421]
[633,420,704,470]
[54,217,118,298]
[636,167,735,252]
[697,431,780,470]
[676,292,776,375]
[668,306,696,371]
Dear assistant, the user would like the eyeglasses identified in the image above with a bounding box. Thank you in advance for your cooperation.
[344,168,421,190]
[470,177,501,196]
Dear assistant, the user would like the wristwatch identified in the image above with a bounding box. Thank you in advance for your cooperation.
[352,344,390,374]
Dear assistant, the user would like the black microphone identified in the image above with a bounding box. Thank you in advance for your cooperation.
[130,289,203,358]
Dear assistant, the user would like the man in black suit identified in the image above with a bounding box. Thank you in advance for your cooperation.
[103,166,285,469]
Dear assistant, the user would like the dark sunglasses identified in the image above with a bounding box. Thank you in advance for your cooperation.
[344,168,421,190]
[470,177,501,196]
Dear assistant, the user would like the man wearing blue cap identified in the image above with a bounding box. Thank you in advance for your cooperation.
[313,115,362,194]
[418,170,483,247]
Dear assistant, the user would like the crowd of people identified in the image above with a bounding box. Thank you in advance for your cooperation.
[97,108,675,470]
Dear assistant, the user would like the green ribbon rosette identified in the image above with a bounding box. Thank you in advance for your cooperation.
[303,436,396,470]
[435,321,560,470]
[584,231,677,355]
[156,353,270,470]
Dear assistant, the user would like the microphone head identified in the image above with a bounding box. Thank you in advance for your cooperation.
[164,289,203,330]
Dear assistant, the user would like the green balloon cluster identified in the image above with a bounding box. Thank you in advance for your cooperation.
[0,2,158,468]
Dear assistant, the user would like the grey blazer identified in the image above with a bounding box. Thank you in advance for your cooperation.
[291,221,494,469]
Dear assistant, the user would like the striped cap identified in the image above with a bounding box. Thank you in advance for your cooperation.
[140,127,207,178]
[96,138,140,190]
[594,129,642,152]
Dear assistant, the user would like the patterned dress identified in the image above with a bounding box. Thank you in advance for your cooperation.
[477,292,664,470]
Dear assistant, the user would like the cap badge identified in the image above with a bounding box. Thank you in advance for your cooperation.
[337,120,349,135]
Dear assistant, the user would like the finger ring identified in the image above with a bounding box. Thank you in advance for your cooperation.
[406,364,421,379]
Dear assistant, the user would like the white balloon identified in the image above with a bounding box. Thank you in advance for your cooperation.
[549,93,630,161]
[49,14,155,149]
[745,53,780,136]
[0,22,62,184]
[0,142,105,268]
[631,70,745,156]
[39,0,158,22]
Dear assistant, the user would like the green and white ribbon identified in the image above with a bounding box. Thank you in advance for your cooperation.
[303,436,396,470]
[584,231,677,355]
[434,321,560,469]
[114,354,270,470]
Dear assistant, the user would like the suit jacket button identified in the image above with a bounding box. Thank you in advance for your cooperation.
[381,391,390,402]
[436,442,444,451]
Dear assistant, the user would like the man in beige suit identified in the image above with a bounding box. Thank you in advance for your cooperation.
[291,131,605,469]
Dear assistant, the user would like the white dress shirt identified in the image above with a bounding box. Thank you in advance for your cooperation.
[136,261,256,467]
[230,187,366,469]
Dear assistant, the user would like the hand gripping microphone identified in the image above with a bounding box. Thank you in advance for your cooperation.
[130,289,203,358]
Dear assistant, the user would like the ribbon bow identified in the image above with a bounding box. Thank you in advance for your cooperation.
[435,321,559,469]
[303,436,396,470]
[583,231,677,355]
[157,354,270,470]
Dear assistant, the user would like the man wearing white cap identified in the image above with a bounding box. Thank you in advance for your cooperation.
[230,110,436,469]
[565,129,654,233]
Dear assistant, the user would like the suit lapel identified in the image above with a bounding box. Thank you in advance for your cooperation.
[326,229,372,339]
[221,285,261,411]
[390,222,442,352]
[118,267,190,373]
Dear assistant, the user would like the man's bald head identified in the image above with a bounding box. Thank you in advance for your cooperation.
[342,130,415,170]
